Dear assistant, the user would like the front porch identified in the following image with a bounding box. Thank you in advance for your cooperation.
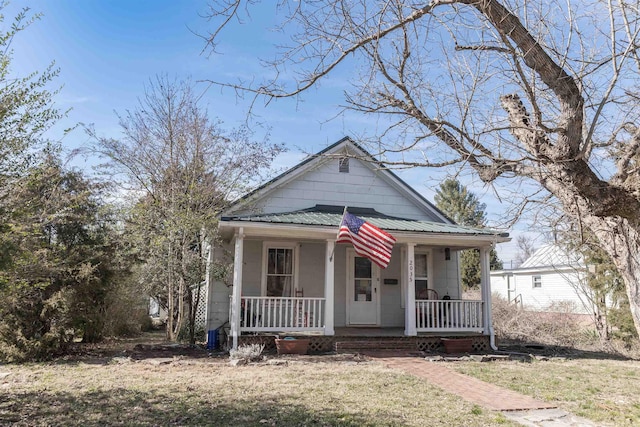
[227,234,496,349]
[218,205,508,350]
[238,296,485,334]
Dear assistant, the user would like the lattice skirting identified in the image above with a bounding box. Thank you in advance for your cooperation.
[192,284,208,330]
[236,335,490,354]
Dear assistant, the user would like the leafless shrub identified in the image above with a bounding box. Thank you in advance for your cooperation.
[229,343,265,363]
[492,294,593,348]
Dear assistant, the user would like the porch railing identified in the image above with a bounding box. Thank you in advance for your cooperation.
[239,296,325,332]
[415,299,484,332]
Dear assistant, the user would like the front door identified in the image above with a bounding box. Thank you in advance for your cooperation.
[346,250,380,325]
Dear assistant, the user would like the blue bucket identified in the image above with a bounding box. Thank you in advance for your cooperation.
[207,329,218,350]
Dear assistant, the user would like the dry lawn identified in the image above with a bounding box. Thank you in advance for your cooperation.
[4,331,639,426]
[454,357,640,426]
[0,349,514,426]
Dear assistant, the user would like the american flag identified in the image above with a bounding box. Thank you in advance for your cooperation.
[337,212,396,269]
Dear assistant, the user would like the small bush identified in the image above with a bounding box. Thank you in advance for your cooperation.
[0,287,74,363]
[229,343,264,362]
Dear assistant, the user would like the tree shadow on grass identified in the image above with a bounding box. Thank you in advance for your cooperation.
[0,388,381,427]
[497,340,637,361]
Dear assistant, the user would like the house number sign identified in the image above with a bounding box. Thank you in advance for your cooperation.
[409,259,414,282]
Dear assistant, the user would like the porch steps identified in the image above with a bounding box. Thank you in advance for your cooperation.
[334,339,418,353]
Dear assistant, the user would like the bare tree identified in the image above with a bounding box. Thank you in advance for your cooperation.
[513,235,536,268]
[86,76,283,342]
[204,0,640,338]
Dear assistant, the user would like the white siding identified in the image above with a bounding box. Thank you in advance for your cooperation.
[380,247,404,327]
[333,245,347,327]
[206,243,232,331]
[298,242,326,298]
[241,240,262,296]
[236,157,441,221]
[491,274,509,300]
[491,269,589,314]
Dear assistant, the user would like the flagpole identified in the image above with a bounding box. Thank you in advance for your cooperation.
[329,205,348,262]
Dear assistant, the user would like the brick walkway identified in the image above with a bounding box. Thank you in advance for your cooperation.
[366,352,556,412]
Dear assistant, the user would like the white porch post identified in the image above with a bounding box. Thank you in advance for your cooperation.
[479,246,497,349]
[230,228,244,350]
[324,239,335,335]
[405,243,417,336]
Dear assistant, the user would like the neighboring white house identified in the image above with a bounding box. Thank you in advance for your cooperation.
[491,244,590,314]
[204,137,510,349]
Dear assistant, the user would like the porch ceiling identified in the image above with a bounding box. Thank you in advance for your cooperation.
[219,205,510,246]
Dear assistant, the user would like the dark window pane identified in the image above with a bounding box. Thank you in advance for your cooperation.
[268,249,276,274]
[415,279,428,297]
[267,275,292,297]
[354,257,371,278]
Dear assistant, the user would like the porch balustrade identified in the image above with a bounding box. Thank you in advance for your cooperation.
[240,296,325,332]
[415,299,484,332]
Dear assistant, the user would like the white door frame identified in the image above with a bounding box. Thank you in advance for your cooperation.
[345,248,381,326]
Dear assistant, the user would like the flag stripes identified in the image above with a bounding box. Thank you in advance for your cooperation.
[336,212,396,269]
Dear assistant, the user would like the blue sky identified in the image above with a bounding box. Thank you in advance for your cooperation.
[7,0,541,263]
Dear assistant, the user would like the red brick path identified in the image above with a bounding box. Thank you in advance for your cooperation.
[367,352,557,411]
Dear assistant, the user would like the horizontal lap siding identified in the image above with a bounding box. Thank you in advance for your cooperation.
[207,243,233,331]
[514,271,588,314]
[298,242,325,298]
[490,275,508,300]
[236,158,441,222]
[333,245,347,327]
[380,247,403,327]
[241,240,263,296]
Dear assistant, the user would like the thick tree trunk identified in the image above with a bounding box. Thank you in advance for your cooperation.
[546,175,640,337]
[586,217,640,337]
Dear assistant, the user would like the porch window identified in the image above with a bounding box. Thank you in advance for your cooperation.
[354,256,372,301]
[415,253,430,298]
[265,247,295,297]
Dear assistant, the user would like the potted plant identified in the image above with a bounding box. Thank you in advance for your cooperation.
[275,336,310,354]
[440,337,473,354]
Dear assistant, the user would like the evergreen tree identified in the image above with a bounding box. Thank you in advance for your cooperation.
[435,179,502,289]
[0,7,137,361]
[0,153,131,360]
[0,6,63,273]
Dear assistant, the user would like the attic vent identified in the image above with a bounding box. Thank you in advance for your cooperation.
[339,157,350,173]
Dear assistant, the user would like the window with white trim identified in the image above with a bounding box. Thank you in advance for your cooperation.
[265,246,295,297]
[532,275,542,288]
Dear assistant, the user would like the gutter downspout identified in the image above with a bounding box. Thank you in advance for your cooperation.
[480,246,498,351]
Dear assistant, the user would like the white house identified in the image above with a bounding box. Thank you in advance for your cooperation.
[490,244,590,314]
[205,137,510,351]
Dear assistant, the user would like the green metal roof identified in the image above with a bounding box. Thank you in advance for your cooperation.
[221,205,508,237]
